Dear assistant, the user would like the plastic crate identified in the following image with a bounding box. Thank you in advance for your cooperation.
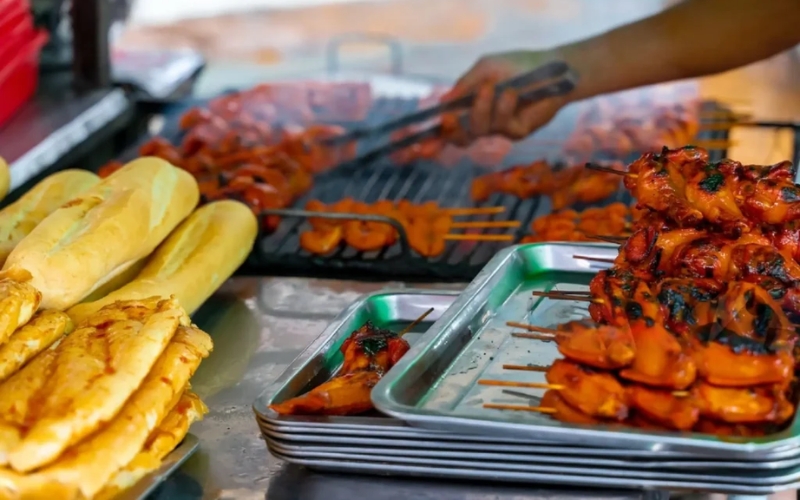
[0,30,48,127]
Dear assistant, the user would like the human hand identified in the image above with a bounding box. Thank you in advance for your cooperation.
[441,50,572,146]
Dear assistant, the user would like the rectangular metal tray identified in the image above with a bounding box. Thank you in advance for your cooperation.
[115,434,199,500]
[253,290,460,429]
[265,439,800,486]
[262,435,800,471]
[266,448,794,496]
[372,243,800,459]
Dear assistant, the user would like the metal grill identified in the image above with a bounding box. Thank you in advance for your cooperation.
[122,94,732,282]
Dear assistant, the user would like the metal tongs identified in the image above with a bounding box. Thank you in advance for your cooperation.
[323,60,579,169]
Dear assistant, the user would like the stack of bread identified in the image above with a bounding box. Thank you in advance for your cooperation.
[0,157,258,499]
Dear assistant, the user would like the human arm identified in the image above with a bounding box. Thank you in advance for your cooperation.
[449,0,800,143]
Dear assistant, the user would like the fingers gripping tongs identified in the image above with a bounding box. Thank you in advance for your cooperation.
[323,60,578,169]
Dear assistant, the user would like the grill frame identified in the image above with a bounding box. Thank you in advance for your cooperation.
[117,82,734,282]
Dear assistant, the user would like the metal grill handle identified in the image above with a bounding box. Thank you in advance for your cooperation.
[325,33,404,75]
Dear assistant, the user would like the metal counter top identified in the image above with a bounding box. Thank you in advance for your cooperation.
[147,276,685,500]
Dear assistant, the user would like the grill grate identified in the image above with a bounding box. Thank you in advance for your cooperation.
[120,94,731,282]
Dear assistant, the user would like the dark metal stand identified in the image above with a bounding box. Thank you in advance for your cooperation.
[70,0,111,90]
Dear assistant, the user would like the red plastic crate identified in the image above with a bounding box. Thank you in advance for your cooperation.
[0,0,28,34]
[0,30,48,127]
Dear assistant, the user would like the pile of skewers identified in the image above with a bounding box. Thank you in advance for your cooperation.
[520,203,641,243]
[470,160,624,208]
[482,146,800,437]
[300,200,517,257]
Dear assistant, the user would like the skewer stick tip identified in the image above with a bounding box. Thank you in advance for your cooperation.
[483,403,557,414]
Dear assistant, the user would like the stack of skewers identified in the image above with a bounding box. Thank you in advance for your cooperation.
[482,146,800,437]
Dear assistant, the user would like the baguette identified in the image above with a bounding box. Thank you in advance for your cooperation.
[68,200,258,324]
[0,169,100,266]
[0,157,10,203]
[2,157,199,310]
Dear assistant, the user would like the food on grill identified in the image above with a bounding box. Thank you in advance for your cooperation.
[562,99,704,158]
[3,158,199,311]
[298,200,514,257]
[521,203,633,243]
[484,147,800,436]
[0,170,100,267]
[67,200,258,325]
[270,321,411,416]
[469,160,623,208]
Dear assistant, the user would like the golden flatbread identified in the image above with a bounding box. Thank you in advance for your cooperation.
[0,341,61,467]
[95,390,208,500]
[0,326,211,499]
[7,297,188,472]
[0,277,41,348]
[0,310,73,383]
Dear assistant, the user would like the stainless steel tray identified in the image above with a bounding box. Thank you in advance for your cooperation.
[253,290,459,429]
[115,434,199,500]
[259,427,701,458]
[266,439,800,486]
[266,448,795,496]
[373,243,800,459]
[263,435,800,471]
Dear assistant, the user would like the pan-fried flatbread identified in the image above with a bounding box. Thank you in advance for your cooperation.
[95,390,208,500]
[29,326,210,498]
[7,297,189,472]
[0,470,80,500]
[0,276,41,348]
[0,341,61,467]
[0,311,73,383]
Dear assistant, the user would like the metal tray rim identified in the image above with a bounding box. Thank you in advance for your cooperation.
[266,448,794,495]
[265,436,800,471]
[372,243,800,456]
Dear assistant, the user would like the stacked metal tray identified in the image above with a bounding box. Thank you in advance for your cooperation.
[255,244,800,497]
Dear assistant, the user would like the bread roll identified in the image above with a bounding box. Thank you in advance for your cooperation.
[0,157,10,203]
[79,257,147,304]
[0,169,100,266]
[2,157,199,310]
[68,200,257,324]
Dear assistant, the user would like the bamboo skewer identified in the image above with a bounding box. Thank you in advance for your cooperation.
[444,206,505,216]
[531,292,589,300]
[507,322,559,334]
[584,163,633,177]
[450,220,520,229]
[398,307,435,337]
[443,234,514,242]
[573,254,616,264]
[586,234,627,244]
[484,377,691,399]
[502,364,549,372]
[478,380,565,390]
[483,403,557,414]
[530,292,596,303]
[512,332,557,341]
